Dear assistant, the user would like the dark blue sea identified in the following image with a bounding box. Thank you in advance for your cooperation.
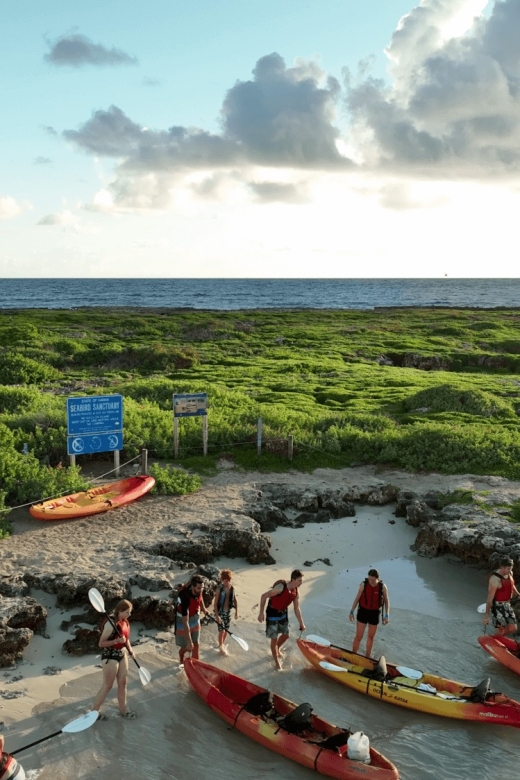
[0,278,519,310]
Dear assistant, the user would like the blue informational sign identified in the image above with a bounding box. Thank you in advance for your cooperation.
[67,431,123,456]
[67,395,123,435]
[173,393,208,418]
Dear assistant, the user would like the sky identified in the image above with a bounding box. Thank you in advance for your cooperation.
[1,0,519,279]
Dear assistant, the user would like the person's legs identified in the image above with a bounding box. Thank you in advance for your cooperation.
[352,621,367,654]
[365,624,378,658]
[116,654,129,715]
[493,603,517,637]
[93,660,118,712]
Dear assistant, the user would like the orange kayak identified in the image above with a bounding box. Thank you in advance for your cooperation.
[29,475,155,520]
[184,658,398,780]
[298,637,520,729]
[478,635,520,676]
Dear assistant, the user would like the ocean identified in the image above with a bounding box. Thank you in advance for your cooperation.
[0,277,519,310]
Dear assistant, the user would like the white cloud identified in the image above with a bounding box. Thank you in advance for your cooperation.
[45,34,138,68]
[37,209,78,226]
[0,196,23,219]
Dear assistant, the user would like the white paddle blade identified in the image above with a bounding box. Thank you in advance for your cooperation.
[477,604,487,614]
[88,588,106,613]
[231,634,249,652]
[319,661,348,673]
[396,666,422,680]
[138,667,152,686]
[305,634,332,647]
[62,710,99,733]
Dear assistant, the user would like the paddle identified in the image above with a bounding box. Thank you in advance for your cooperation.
[307,635,422,679]
[318,661,439,696]
[204,613,249,651]
[11,710,98,756]
[88,588,152,686]
[477,604,487,614]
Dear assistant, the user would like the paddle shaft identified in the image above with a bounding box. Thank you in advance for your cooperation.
[205,612,239,639]
[11,730,63,756]
[102,611,142,670]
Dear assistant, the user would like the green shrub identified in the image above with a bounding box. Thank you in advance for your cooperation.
[403,384,513,418]
[149,463,202,495]
[0,353,58,385]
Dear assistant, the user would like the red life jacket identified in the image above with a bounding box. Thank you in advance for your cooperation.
[359,579,384,611]
[100,616,130,649]
[493,572,515,602]
[176,586,203,617]
[268,580,297,614]
[0,753,16,779]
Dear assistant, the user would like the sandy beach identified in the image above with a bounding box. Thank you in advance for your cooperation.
[2,465,520,779]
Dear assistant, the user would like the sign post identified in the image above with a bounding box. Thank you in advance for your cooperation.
[67,395,124,474]
[173,393,208,458]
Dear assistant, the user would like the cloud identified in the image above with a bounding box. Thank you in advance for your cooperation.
[0,196,23,219]
[33,156,52,165]
[64,54,350,169]
[347,0,520,176]
[37,210,77,226]
[45,34,138,68]
[248,180,309,203]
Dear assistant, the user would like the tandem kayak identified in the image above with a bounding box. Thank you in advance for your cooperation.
[298,637,520,729]
[478,635,520,676]
[184,658,398,780]
[29,475,155,521]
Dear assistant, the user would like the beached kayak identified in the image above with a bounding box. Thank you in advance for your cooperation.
[29,475,155,521]
[478,635,520,676]
[184,658,398,780]
[297,637,520,729]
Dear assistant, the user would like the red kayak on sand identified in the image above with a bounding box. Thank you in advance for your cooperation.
[478,635,520,676]
[184,658,399,780]
[29,475,155,520]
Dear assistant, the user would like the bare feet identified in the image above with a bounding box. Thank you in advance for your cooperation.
[219,646,229,656]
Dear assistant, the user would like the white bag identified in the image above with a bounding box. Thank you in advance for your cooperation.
[347,731,371,763]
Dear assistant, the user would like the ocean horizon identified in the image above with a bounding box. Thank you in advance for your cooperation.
[1,277,519,310]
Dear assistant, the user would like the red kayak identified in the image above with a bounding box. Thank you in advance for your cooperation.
[184,659,398,780]
[478,635,520,676]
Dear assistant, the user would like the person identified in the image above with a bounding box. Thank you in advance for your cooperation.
[483,556,520,636]
[213,568,238,656]
[0,734,25,780]
[349,569,390,658]
[258,569,306,669]
[92,599,136,719]
[175,574,210,665]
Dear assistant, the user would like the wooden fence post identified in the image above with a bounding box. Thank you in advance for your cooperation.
[140,447,148,475]
[257,417,262,456]
[288,434,294,461]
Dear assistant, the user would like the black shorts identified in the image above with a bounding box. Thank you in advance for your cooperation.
[356,606,380,626]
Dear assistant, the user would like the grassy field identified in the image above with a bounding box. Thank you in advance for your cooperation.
[1,306,520,518]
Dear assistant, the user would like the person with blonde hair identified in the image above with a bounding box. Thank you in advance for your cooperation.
[93,599,136,718]
[213,569,238,656]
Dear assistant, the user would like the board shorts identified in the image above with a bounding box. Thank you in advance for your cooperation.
[175,613,200,647]
[492,601,517,629]
[266,615,289,639]
[217,609,231,633]
[356,606,380,626]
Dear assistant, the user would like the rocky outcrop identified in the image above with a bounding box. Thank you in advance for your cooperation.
[0,596,47,667]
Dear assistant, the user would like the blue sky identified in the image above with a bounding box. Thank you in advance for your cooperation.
[1,0,518,278]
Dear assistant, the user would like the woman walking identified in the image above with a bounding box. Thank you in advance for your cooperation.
[93,599,136,718]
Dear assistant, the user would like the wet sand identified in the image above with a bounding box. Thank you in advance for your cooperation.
[4,503,519,780]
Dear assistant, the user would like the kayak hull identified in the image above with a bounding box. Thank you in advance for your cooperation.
[29,475,155,521]
[478,635,520,676]
[297,639,520,728]
[184,658,398,780]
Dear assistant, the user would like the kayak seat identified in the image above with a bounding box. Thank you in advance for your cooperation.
[276,703,313,735]
[243,690,274,717]
[361,656,388,682]
[312,729,351,752]
[466,678,491,704]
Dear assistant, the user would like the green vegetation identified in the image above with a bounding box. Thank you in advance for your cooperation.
[1,306,520,523]
[149,463,202,495]
[509,500,520,524]
[436,489,475,509]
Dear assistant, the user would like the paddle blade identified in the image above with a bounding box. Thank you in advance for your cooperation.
[62,710,99,733]
[138,666,152,686]
[319,661,347,673]
[477,603,487,614]
[305,634,331,647]
[231,634,249,651]
[396,666,422,680]
[88,588,106,614]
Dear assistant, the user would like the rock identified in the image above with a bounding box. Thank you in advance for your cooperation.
[62,628,100,656]
[0,626,33,667]
[0,576,30,598]
[405,500,437,527]
[0,596,47,633]
[24,574,130,609]
[132,596,177,628]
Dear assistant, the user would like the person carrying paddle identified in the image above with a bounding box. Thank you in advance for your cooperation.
[258,569,305,670]
[0,735,25,780]
[213,569,238,656]
[483,556,520,636]
[175,575,211,665]
[92,599,136,719]
[349,568,390,658]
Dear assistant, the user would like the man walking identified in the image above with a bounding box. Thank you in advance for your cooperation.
[483,556,519,636]
[258,570,306,669]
